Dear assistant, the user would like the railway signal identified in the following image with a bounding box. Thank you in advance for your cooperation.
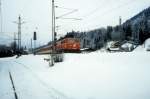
[33,31,37,55]
[54,32,57,41]
[33,31,37,40]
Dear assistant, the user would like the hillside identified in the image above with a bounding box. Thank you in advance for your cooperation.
[125,7,150,24]
[123,6,150,43]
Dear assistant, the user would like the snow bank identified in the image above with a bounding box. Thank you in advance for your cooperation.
[134,38,150,52]
[144,38,150,51]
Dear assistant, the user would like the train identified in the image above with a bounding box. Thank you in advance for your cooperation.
[36,37,81,54]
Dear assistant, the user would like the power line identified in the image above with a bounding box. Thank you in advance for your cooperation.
[55,6,77,11]
[81,0,112,19]
[1,33,13,38]
[0,38,13,41]
[56,17,82,20]
[55,5,82,36]
[82,0,137,20]
[55,5,81,21]
[56,9,78,19]
[82,0,139,29]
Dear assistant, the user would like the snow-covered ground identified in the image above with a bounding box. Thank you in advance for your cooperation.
[0,43,150,99]
[135,39,150,52]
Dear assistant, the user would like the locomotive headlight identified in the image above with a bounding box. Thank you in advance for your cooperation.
[73,44,76,47]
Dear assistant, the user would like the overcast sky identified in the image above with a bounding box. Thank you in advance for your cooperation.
[0,0,150,47]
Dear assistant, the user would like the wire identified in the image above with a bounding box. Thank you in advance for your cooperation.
[81,0,112,18]
[55,6,77,11]
[82,0,139,29]
[0,33,14,38]
[56,9,78,19]
[56,17,82,20]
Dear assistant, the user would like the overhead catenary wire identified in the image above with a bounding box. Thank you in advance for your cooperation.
[1,34,13,38]
[81,0,137,20]
[55,6,78,11]
[56,17,82,20]
[55,5,82,35]
[81,0,112,19]
[0,34,14,42]
[54,0,138,33]
[81,0,139,30]
[56,9,78,19]
[55,5,81,21]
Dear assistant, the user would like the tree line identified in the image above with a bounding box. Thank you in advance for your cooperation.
[64,6,150,50]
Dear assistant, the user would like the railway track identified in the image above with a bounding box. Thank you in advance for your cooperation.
[12,61,72,99]
[0,59,72,99]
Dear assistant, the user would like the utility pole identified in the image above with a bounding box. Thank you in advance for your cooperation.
[119,16,122,26]
[0,0,3,33]
[49,1,80,66]
[14,32,17,53]
[54,1,56,43]
[13,15,25,54]
[119,16,122,40]
[31,38,33,53]
[18,16,21,51]
[14,32,16,44]
[50,0,55,66]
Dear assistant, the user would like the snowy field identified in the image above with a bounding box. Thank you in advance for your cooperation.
[0,48,150,99]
